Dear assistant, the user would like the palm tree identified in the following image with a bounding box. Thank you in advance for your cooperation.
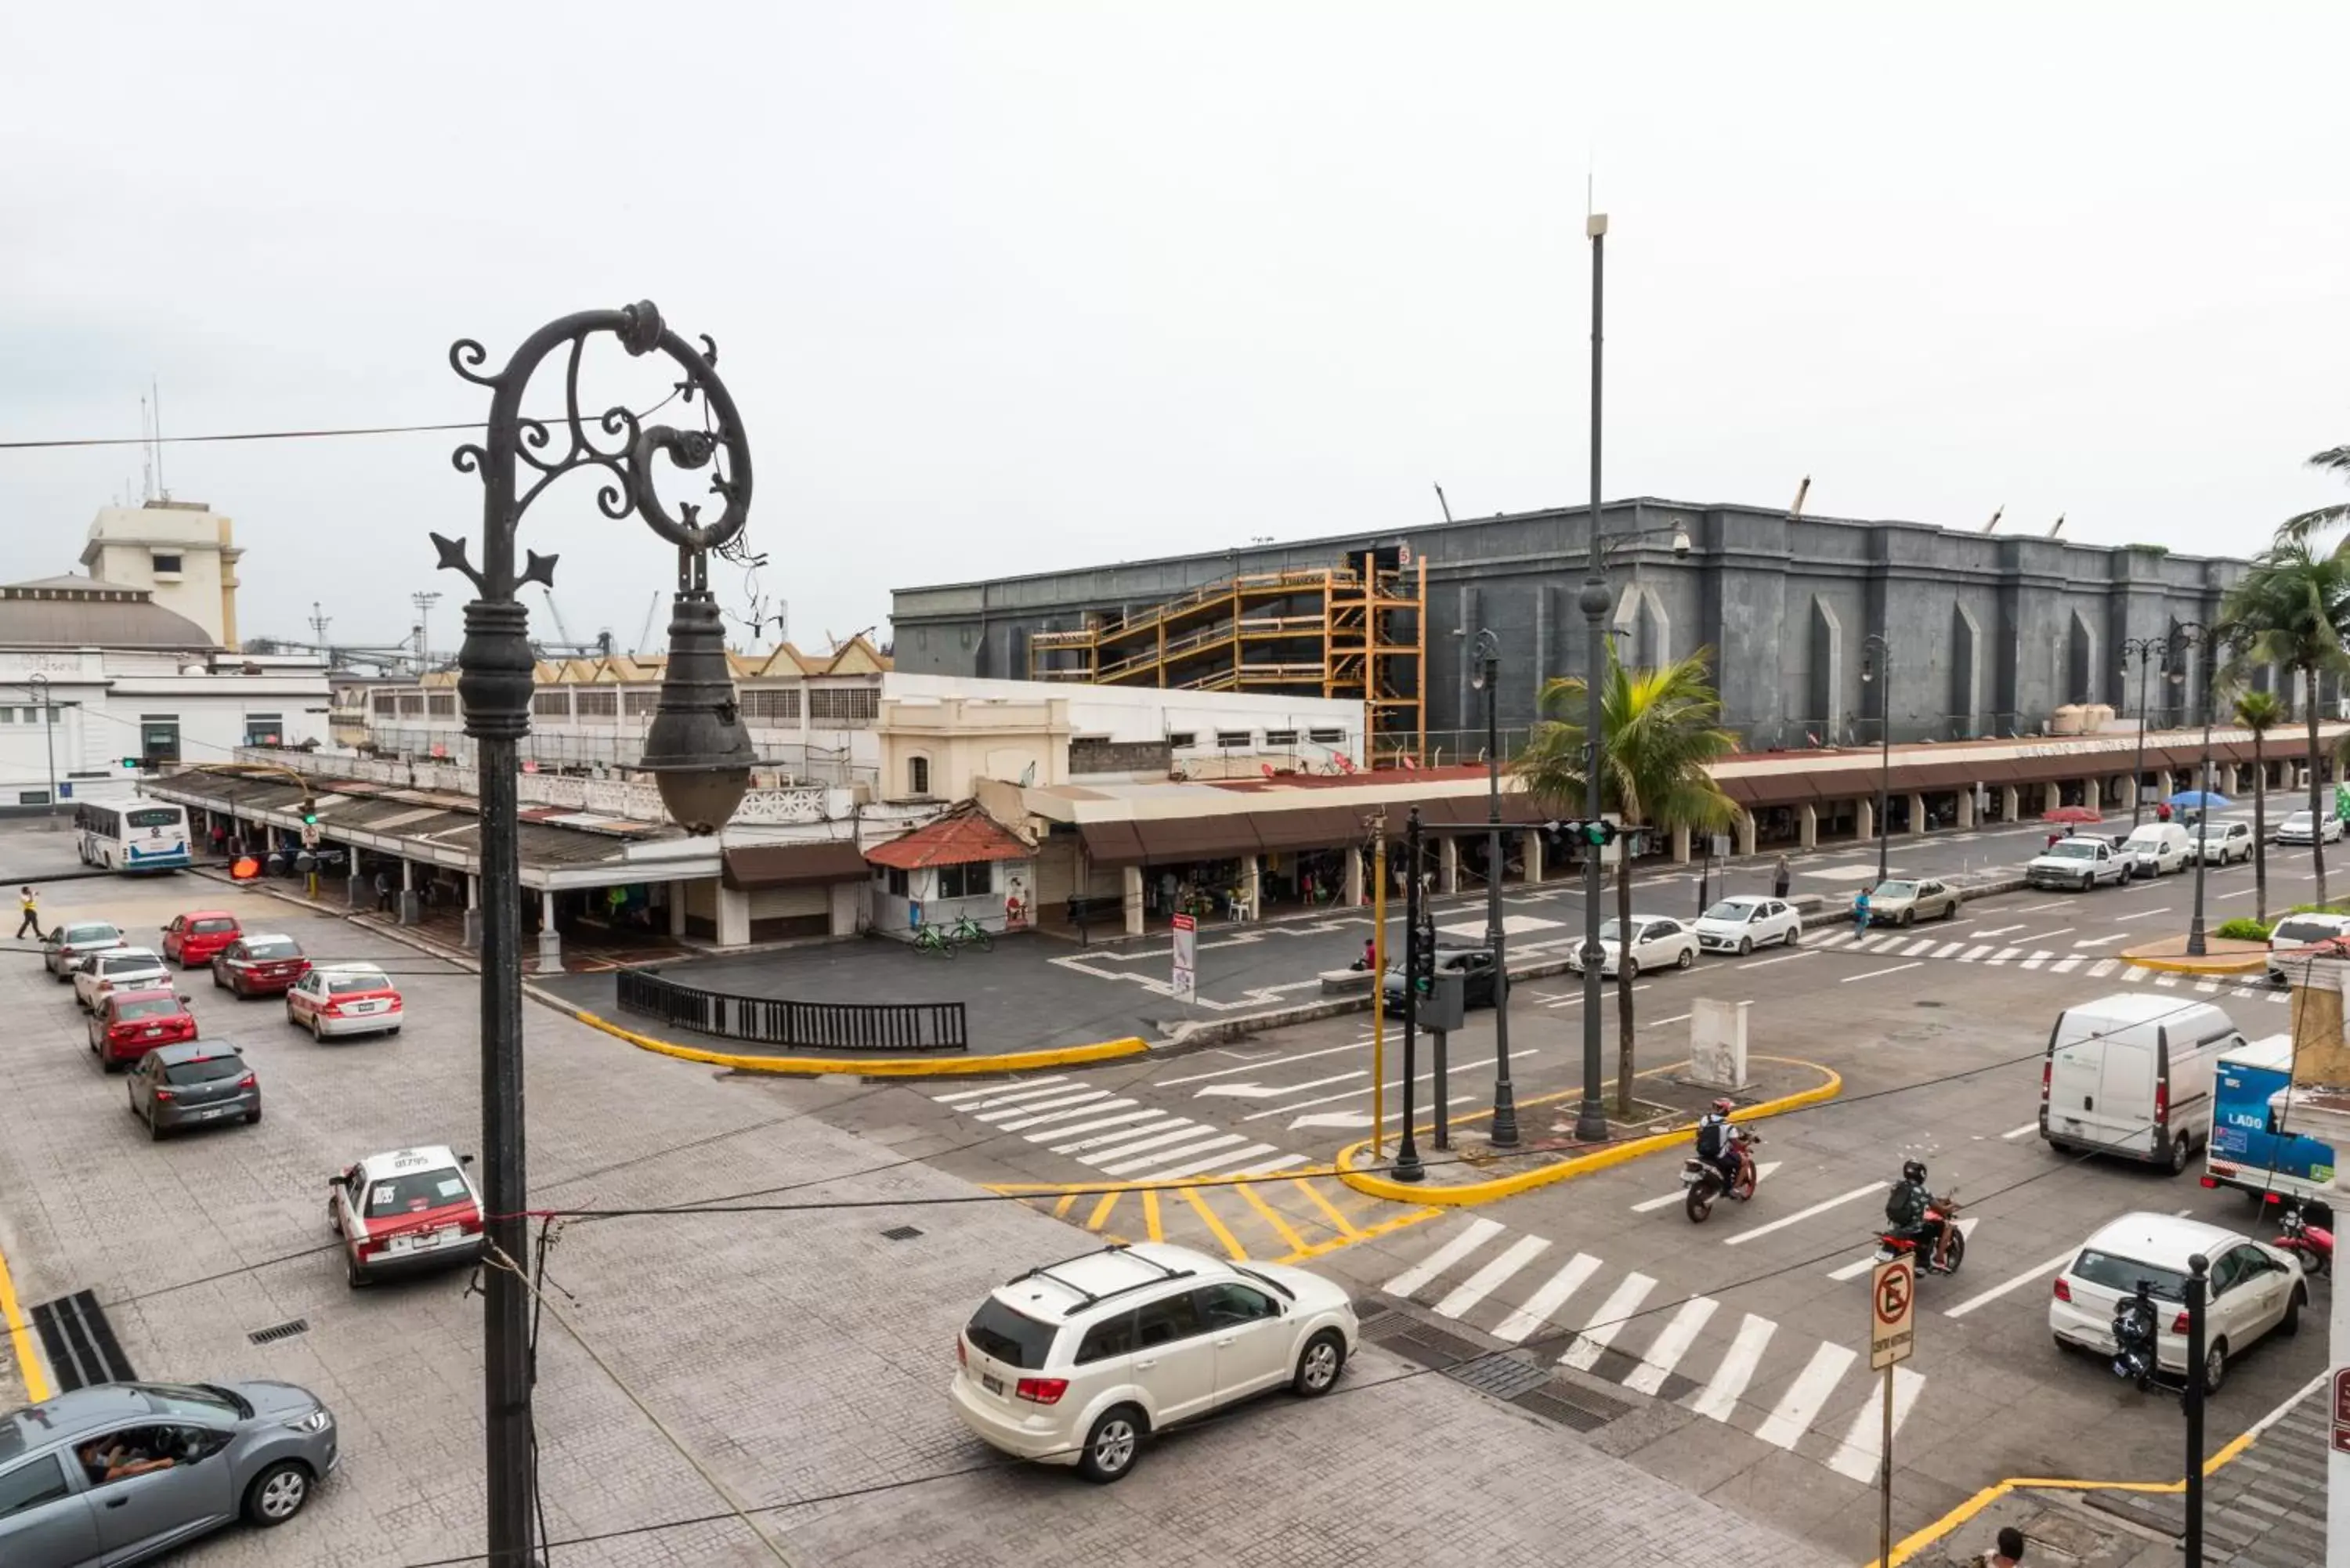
[2219,541,2350,907]
[1517,645,1738,1115]
[2232,688,2283,922]
[2276,443,2350,544]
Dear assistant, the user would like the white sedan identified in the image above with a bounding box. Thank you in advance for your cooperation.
[2048,1212,2307,1393]
[1693,896,1802,955]
[1565,916,1700,978]
[74,947,171,1012]
[2275,811,2343,846]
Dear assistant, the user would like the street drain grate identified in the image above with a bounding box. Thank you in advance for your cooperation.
[1447,1353,1551,1401]
[1914,1000,1946,1008]
[247,1319,310,1346]
[31,1291,136,1393]
[880,1225,924,1241]
[1371,1319,1484,1371]
[1511,1376,1634,1432]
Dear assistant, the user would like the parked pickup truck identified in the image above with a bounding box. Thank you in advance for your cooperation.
[2026,836,2128,891]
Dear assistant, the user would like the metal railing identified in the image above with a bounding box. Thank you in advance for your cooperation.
[616,969,967,1052]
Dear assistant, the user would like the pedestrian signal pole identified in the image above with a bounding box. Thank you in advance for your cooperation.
[1394,807,1425,1182]
[1367,810,1388,1161]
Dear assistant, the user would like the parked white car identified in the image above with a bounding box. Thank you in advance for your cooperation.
[2025,836,2128,891]
[2275,810,2343,846]
[2189,820,2255,865]
[1693,896,1802,954]
[2265,912,2350,985]
[2049,1212,2307,1393]
[1566,915,1701,977]
[2119,822,2193,878]
[952,1242,1357,1482]
[73,947,171,1012]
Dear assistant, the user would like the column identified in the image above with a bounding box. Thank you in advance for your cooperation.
[2001,783,2020,823]
[714,884,750,947]
[1905,792,1926,836]
[1735,809,1757,858]
[2155,768,2175,806]
[464,873,483,950]
[1671,823,1691,864]
[1524,829,1544,884]
[1855,797,1875,844]
[397,858,421,926]
[1955,787,1975,829]
[667,881,687,939]
[1439,836,1459,895]
[537,887,564,966]
[1122,865,1145,937]
[1345,845,1365,906]
[2077,778,2096,812]
[2120,775,2138,811]
[1242,854,1262,921]
[1798,803,1817,849]
[2042,780,2062,815]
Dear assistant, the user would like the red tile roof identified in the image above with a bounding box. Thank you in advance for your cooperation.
[866,810,1032,870]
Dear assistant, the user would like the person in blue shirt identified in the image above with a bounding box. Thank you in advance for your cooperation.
[1853,887,1872,936]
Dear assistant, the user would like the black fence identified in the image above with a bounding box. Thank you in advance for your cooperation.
[616,968,967,1053]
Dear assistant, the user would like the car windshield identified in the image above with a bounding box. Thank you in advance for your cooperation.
[113,997,181,1021]
[1597,919,1625,941]
[1702,901,1755,922]
[2070,1248,2189,1302]
[2045,841,2097,860]
[163,1056,245,1086]
[190,918,235,934]
[964,1297,1055,1369]
[366,1168,471,1215]
[2285,814,2314,828]
[2273,919,2347,947]
[242,939,301,959]
[328,971,391,995]
[1874,882,1917,898]
[137,1382,248,1419]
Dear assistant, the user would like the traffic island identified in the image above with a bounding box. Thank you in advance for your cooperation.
[2117,935,2266,975]
[1332,1054,1841,1206]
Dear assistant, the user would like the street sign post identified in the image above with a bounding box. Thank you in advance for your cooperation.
[1170,912,1197,1004]
[1870,1256,1916,1568]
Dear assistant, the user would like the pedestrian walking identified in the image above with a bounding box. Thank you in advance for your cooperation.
[15,886,42,941]
[373,869,392,913]
[1853,887,1871,936]
[1980,1525,2026,1566]
[1771,854,1791,900]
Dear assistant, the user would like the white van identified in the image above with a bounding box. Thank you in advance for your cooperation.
[2041,994,2244,1172]
[2119,822,2192,878]
[2265,912,2350,986]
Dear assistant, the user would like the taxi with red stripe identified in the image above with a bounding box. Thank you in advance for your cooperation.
[326,1146,484,1288]
[285,963,403,1040]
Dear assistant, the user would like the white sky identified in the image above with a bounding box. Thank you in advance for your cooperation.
[2,2,2345,656]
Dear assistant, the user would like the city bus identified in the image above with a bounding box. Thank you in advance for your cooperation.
[76,800,193,873]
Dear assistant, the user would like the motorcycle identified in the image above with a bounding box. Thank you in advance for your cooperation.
[2110,1279,2160,1390]
[1874,1191,1968,1276]
[1681,1128,1761,1223]
[2272,1202,2334,1277]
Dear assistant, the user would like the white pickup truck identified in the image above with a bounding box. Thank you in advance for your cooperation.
[2025,835,2128,891]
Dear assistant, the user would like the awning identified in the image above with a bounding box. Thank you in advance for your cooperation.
[1795,768,1880,803]
[1251,806,1362,852]
[866,811,1032,871]
[1077,821,1147,867]
[1135,816,1264,862]
[721,841,870,891]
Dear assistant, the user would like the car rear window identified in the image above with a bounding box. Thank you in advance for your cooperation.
[329,972,392,995]
[367,1169,471,1214]
[114,997,181,1021]
[64,923,117,944]
[2070,1248,2189,1302]
[965,1297,1056,1369]
[164,1057,246,1086]
[101,953,161,974]
[190,918,236,934]
[244,940,301,959]
[2273,919,2347,947]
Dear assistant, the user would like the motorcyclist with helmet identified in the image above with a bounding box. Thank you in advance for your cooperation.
[1885,1158,1948,1271]
[1694,1098,1746,1194]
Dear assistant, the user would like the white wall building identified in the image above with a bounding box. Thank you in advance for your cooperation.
[80,500,244,649]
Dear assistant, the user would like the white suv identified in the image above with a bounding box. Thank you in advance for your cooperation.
[952,1242,1358,1482]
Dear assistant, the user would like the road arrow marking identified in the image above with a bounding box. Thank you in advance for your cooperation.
[1289,1111,1376,1132]
[1197,1071,1362,1100]
[2071,934,2125,948]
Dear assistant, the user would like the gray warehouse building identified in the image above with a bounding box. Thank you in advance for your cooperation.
[891,498,2266,759]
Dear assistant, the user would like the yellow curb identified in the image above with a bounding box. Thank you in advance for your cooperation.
[569,1008,1147,1077]
[2122,952,2267,974]
[1334,1055,1842,1207]
[0,1230,52,1404]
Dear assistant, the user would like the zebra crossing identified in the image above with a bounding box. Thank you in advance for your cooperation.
[1809,928,2286,1003]
[1379,1213,1923,1484]
[927,1077,1309,1183]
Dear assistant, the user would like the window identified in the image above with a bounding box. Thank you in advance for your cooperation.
[741,688,803,721]
[1133,1292,1204,1348]
[964,1299,1054,1369]
[243,714,284,746]
[1165,732,1196,749]
[138,716,179,764]
[1198,1282,1277,1327]
[908,756,931,796]
[0,1454,70,1520]
[887,866,909,898]
[573,689,619,718]
[2069,1248,2187,1302]
[427,693,456,717]
[1075,1311,1137,1364]
[0,709,10,723]
[164,1055,246,1086]
[1307,728,1347,745]
[808,685,878,724]
[532,691,569,717]
[1214,730,1251,748]
[396,693,425,716]
[623,689,661,717]
[151,551,183,575]
[16,790,47,806]
[1263,729,1298,747]
[372,692,400,716]
[18,709,34,724]
[939,860,994,899]
[364,1166,470,1214]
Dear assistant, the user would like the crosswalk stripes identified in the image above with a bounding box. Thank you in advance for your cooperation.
[1378,1214,1929,1487]
[926,1081,1308,1184]
[1806,929,2278,1001]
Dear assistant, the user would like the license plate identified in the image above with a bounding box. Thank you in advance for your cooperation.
[200,1106,234,1120]
[981,1374,1003,1396]
[143,1028,162,1039]
[1679,1169,1700,1184]
[349,1002,381,1013]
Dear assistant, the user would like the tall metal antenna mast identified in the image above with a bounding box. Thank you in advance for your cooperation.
[410,591,443,674]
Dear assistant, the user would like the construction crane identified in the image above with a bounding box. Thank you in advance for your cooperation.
[633,591,663,656]
[531,587,615,660]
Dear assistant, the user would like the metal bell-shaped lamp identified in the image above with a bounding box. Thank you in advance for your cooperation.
[641,590,755,834]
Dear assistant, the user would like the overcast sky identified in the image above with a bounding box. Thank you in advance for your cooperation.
[3,2,2344,659]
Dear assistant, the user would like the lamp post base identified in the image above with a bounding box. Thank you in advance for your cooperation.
[1573,1101,1607,1143]
[1491,1083,1520,1148]
[1391,1141,1426,1183]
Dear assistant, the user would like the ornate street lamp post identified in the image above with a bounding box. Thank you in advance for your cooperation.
[1860,635,1892,884]
[1468,630,1518,1147]
[439,302,757,1564]
[2121,635,2171,828]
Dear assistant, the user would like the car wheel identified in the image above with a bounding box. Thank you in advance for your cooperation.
[1784,925,1800,945]
[1900,909,1915,928]
[1942,900,1959,920]
[211,968,224,989]
[1675,947,1694,970]
[1077,1405,1144,1483]
[147,1113,165,1143]
[1293,1328,1347,1395]
[2203,1339,2228,1396]
[345,1251,370,1290]
[1737,936,1753,956]
[2280,1287,2305,1336]
[2078,875,2093,892]
[2167,1135,2191,1176]
[243,1461,312,1526]
[1624,958,1641,980]
[309,1014,324,1042]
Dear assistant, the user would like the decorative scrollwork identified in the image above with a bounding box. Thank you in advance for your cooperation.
[451,444,488,480]
[449,338,497,388]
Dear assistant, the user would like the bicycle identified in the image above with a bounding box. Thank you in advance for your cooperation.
[913,922,955,957]
[948,913,994,952]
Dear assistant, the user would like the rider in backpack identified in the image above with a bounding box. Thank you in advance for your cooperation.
[1694,1098,1744,1190]
[1885,1159,1944,1269]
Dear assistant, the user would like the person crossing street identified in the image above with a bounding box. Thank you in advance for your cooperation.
[15,885,42,942]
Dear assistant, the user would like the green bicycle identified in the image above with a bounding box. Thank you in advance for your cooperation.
[948,913,994,952]
[913,922,955,957]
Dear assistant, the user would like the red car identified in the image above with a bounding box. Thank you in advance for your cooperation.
[211,933,311,997]
[87,986,199,1071]
[161,910,243,967]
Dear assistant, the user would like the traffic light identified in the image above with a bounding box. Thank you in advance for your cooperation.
[299,797,319,826]
[1557,818,1620,847]
[118,757,141,770]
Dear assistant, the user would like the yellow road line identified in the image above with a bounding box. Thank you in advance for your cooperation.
[1275,1205,1443,1263]
[0,1231,51,1404]
[1177,1186,1246,1259]
[1086,1190,1121,1233]
[1142,1188,1163,1242]
[1235,1183,1309,1255]
[1292,1176,1366,1240]
[1053,1192,1082,1219]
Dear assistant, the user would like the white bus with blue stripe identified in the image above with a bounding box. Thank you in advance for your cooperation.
[76,800,193,873]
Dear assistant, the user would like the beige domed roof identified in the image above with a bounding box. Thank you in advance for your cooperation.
[0,575,217,649]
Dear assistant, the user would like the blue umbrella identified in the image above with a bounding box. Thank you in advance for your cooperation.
[2167,789,2231,809]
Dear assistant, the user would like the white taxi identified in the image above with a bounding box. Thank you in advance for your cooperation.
[327,1146,485,1288]
[287,963,404,1040]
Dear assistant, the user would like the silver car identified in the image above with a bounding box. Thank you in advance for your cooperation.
[42,921,123,979]
[0,1380,336,1566]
